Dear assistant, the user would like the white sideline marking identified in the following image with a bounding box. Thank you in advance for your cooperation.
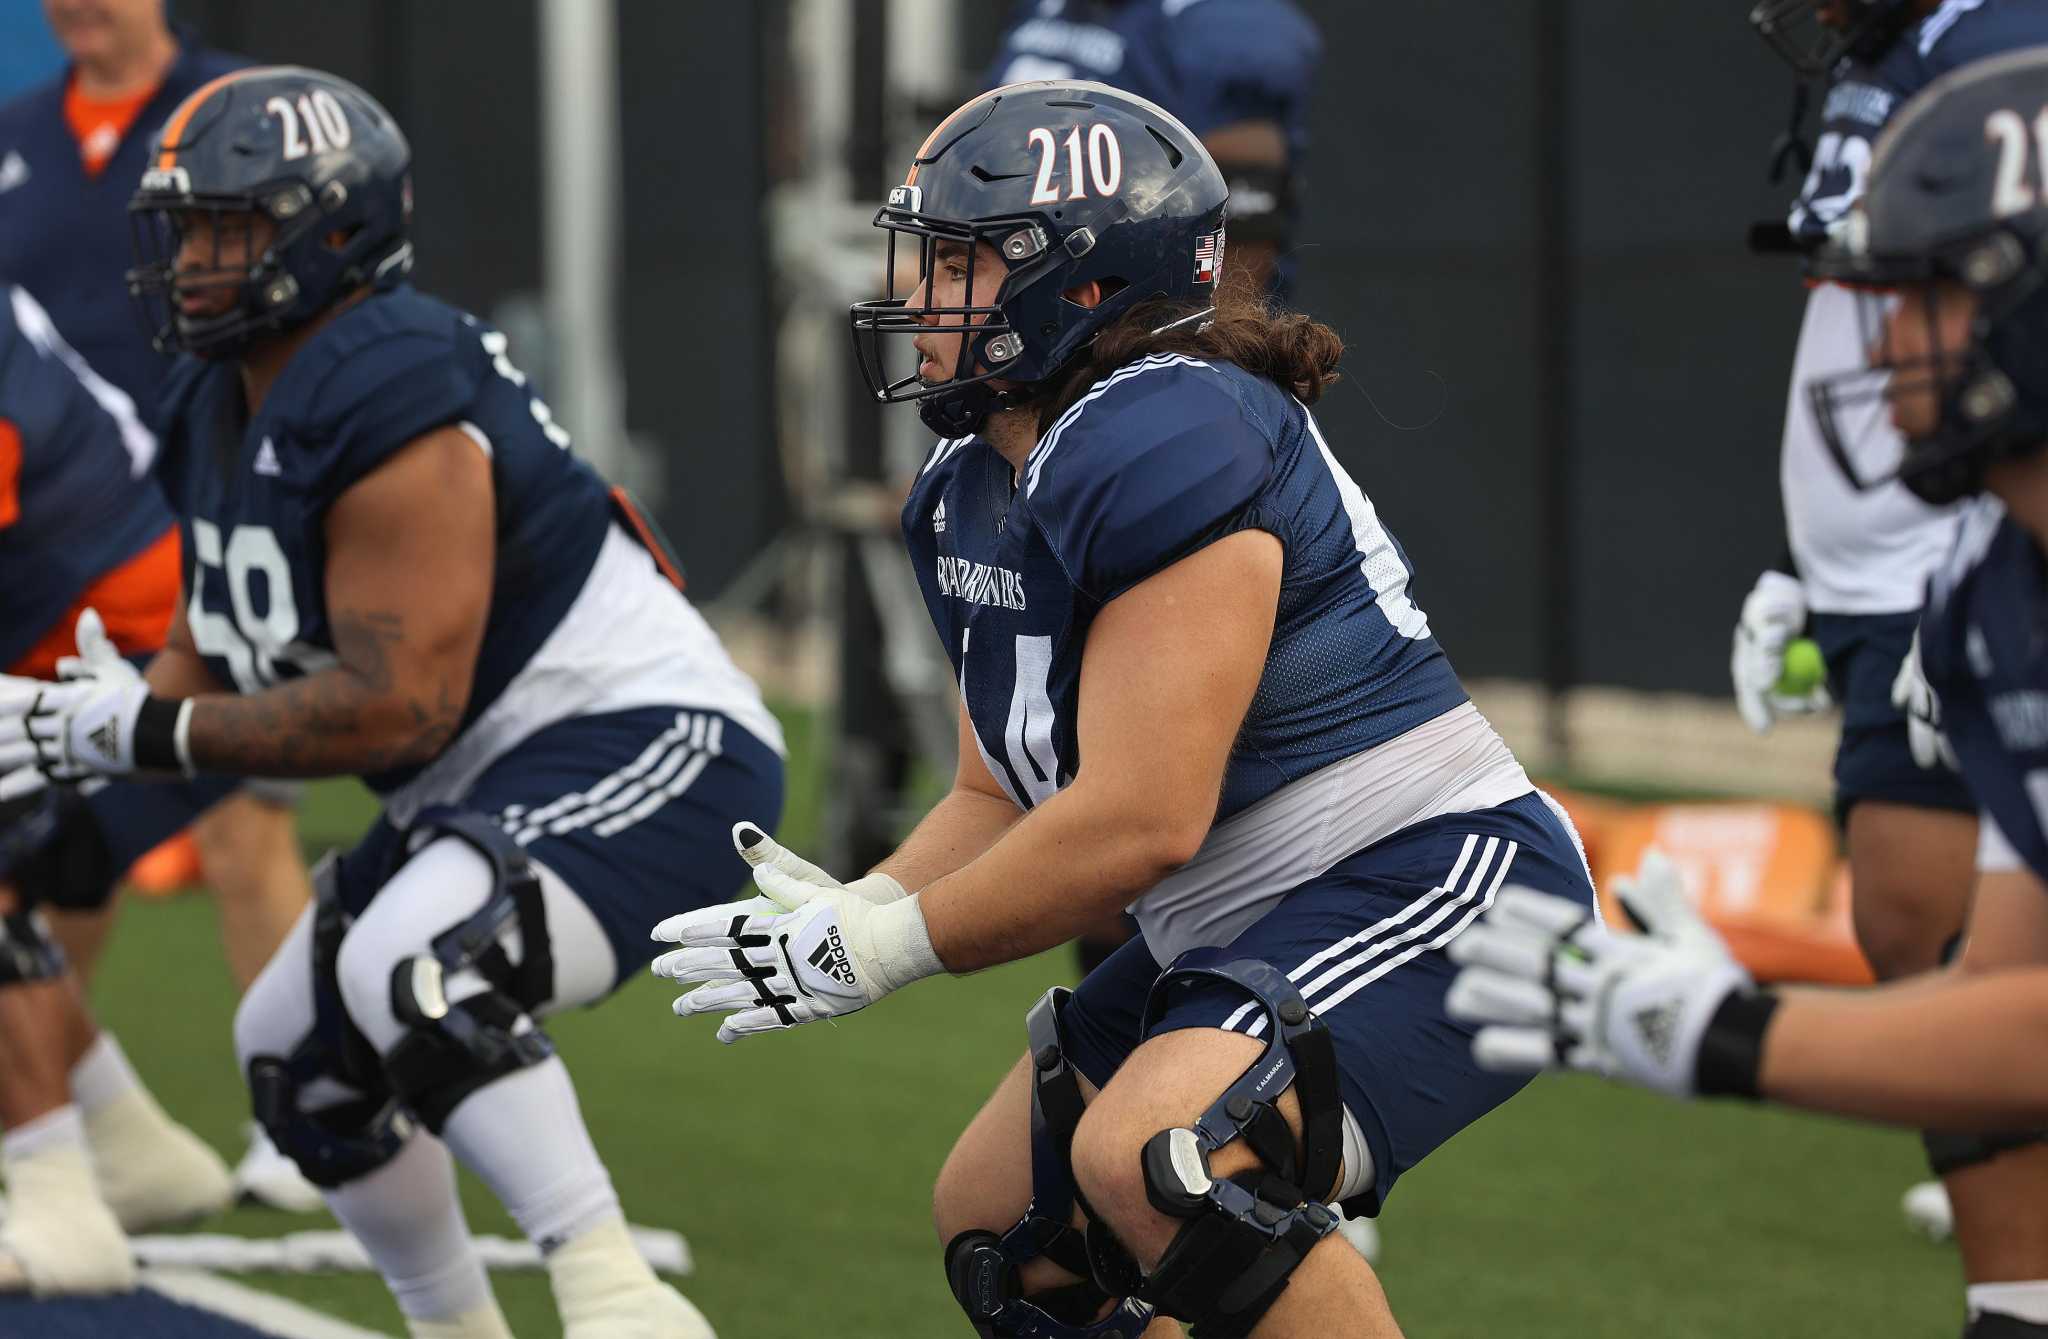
[130,1225,692,1276]
[142,1268,392,1339]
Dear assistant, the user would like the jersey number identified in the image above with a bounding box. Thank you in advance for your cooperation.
[479,329,573,449]
[962,629,1064,808]
[1986,107,2048,218]
[188,519,333,692]
[1027,125,1122,206]
[267,90,352,162]
[1791,131,1872,232]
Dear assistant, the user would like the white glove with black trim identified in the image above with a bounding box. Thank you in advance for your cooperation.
[649,823,944,1043]
[1445,851,1772,1099]
[0,610,189,802]
[1891,628,1958,771]
[1731,570,1827,734]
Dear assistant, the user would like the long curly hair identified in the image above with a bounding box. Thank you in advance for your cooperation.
[1031,278,1344,425]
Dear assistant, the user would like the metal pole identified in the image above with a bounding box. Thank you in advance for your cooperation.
[538,0,632,487]
[1535,0,1574,772]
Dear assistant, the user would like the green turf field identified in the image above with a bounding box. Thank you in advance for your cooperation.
[82,726,1967,1337]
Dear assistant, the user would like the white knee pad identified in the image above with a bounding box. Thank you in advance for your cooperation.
[234,902,319,1073]
[336,838,498,1055]
[334,836,617,1054]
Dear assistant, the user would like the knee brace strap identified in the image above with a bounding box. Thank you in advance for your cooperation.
[250,852,406,1188]
[381,806,556,1131]
[1139,951,1343,1202]
[1142,1174,1338,1337]
[1131,951,1346,1333]
[1924,1127,2048,1177]
[950,988,1155,1338]
[946,1230,1154,1338]
[247,1056,408,1189]
[0,910,66,984]
[0,788,115,913]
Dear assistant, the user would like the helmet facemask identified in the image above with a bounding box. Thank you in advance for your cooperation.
[1809,230,2048,505]
[850,190,1069,437]
[1748,0,1916,78]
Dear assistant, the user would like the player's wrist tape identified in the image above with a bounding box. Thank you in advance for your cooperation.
[865,893,947,992]
[1694,989,1782,1099]
[132,697,194,774]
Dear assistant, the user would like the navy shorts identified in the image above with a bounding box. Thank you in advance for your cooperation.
[1809,611,1974,824]
[336,705,784,987]
[1059,791,1594,1217]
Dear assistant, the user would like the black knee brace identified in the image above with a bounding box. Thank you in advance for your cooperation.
[1133,951,1343,1337]
[0,787,116,912]
[380,807,555,1131]
[945,988,1156,1338]
[1924,1128,2048,1177]
[0,908,67,984]
[250,851,408,1188]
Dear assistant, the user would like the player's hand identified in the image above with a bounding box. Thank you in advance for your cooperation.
[648,823,941,1043]
[1891,628,1958,771]
[1445,851,1754,1099]
[1730,570,1827,733]
[0,611,174,800]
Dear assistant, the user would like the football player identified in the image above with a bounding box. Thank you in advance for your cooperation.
[0,0,326,1213]
[980,0,1323,1012]
[1456,44,2048,1339]
[653,81,1596,1338]
[0,66,786,1338]
[1738,0,2048,1269]
[0,278,249,1295]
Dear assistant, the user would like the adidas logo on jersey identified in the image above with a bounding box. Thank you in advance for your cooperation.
[0,151,27,195]
[253,437,282,477]
[88,717,121,761]
[932,499,947,534]
[806,928,859,989]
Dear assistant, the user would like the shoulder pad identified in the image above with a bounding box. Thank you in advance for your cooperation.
[1914,0,2048,75]
[283,290,483,494]
[1024,355,1274,599]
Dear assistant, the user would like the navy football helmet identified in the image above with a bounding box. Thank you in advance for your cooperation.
[127,66,413,358]
[1808,48,2048,504]
[850,80,1229,437]
[1749,0,1917,76]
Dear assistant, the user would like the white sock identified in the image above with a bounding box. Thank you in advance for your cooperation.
[439,1058,620,1252]
[3,1104,86,1163]
[323,1129,493,1321]
[1969,1282,2048,1324]
[69,1034,144,1116]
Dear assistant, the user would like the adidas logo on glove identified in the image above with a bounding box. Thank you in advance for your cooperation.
[807,928,859,988]
[88,718,122,761]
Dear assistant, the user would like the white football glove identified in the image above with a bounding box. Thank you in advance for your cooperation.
[1890,628,1958,771]
[1730,570,1827,734]
[0,610,188,801]
[649,823,942,1043]
[1445,851,1755,1099]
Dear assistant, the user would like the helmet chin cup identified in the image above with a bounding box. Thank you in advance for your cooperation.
[919,379,1002,438]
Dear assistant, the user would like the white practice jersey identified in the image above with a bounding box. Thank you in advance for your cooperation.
[1780,282,1962,614]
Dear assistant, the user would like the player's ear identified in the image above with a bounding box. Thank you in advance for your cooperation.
[1061,278,1105,309]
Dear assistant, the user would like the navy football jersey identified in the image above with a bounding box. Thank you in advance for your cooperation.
[1788,0,2048,245]
[0,285,171,670]
[903,354,1466,820]
[152,284,612,793]
[1921,500,2048,882]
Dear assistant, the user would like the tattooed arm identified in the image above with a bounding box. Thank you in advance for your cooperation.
[181,425,495,777]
